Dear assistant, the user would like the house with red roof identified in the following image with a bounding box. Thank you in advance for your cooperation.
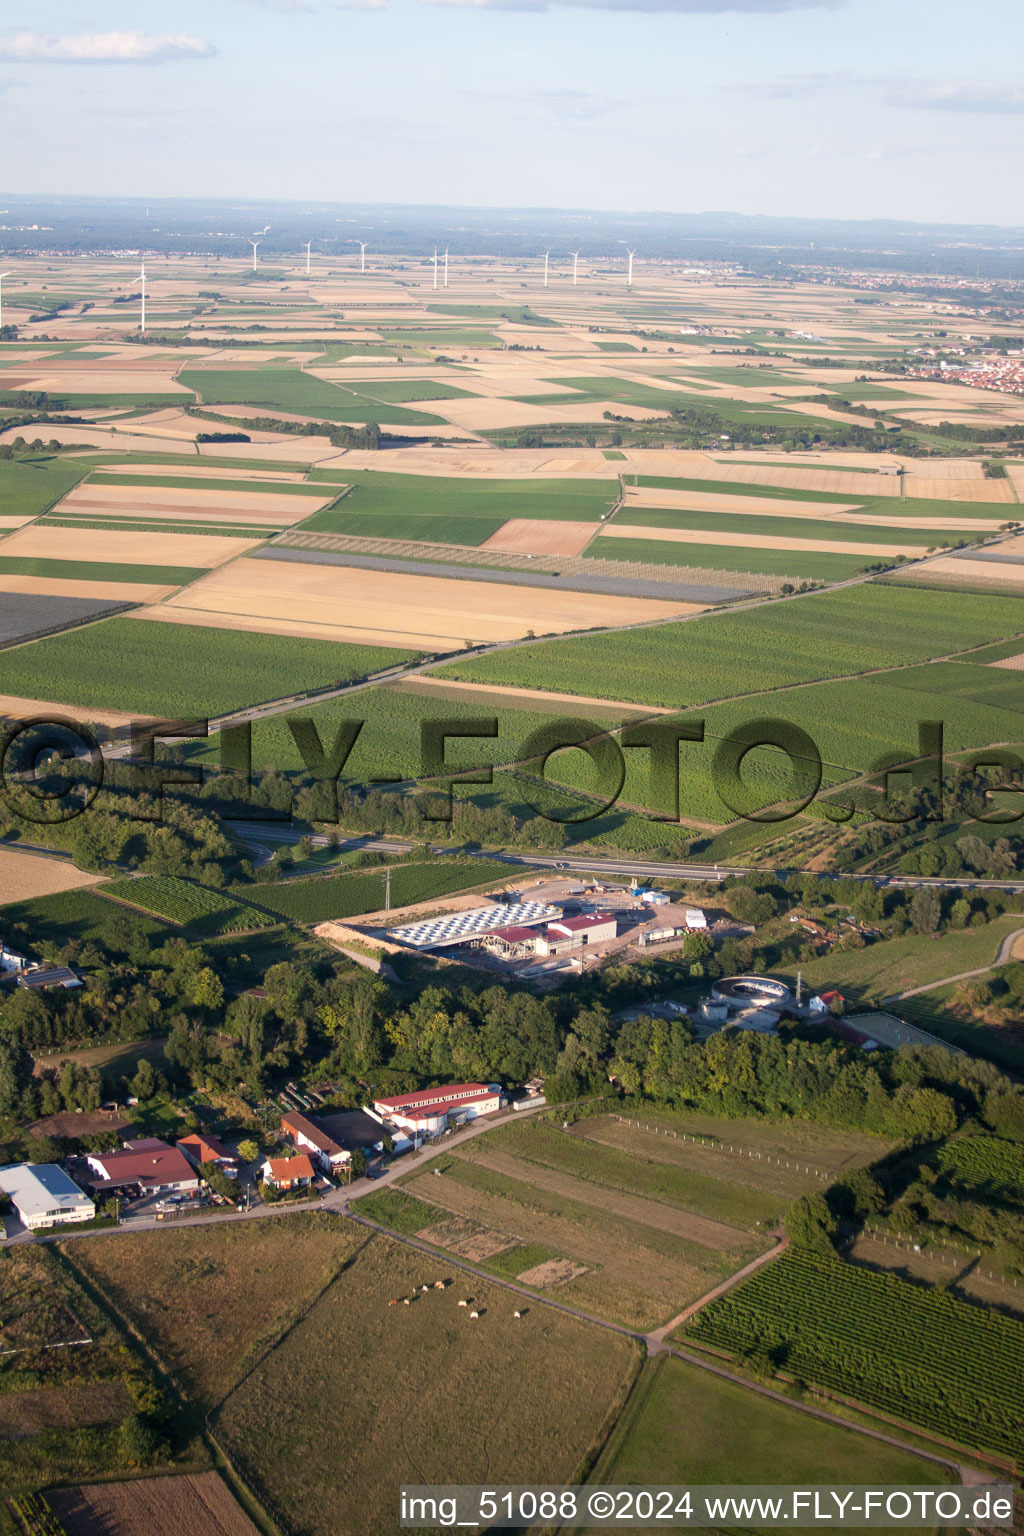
[177,1133,238,1179]
[260,1154,315,1191]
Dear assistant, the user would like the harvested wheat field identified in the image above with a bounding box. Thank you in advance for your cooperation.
[0,691,157,728]
[894,557,1024,590]
[0,573,170,602]
[61,483,333,517]
[990,652,1024,671]
[0,847,105,903]
[0,516,33,530]
[480,518,598,556]
[57,502,285,528]
[0,524,251,567]
[600,524,920,557]
[95,462,310,484]
[16,371,190,393]
[47,1473,258,1536]
[153,559,697,648]
[898,477,1016,503]
[400,674,674,714]
[625,486,863,518]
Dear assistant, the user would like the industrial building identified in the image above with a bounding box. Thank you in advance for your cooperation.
[372,1082,503,1137]
[387,901,559,951]
[0,1163,95,1231]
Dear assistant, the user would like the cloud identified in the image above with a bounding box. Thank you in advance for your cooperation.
[425,0,842,10]
[0,32,216,64]
[528,88,622,118]
[742,72,1024,114]
[893,81,1024,114]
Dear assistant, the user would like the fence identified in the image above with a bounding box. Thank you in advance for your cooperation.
[611,1115,832,1181]
[855,1224,1021,1289]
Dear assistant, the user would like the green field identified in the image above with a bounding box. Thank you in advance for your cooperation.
[686,1247,1024,1460]
[593,1355,950,1534]
[103,875,276,934]
[0,618,417,718]
[39,516,269,538]
[435,585,1024,709]
[0,556,204,586]
[241,857,516,924]
[378,327,502,349]
[177,367,445,425]
[778,914,1024,1003]
[297,471,619,540]
[0,886,172,942]
[0,455,92,519]
[478,1119,783,1228]
[589,536,878,581]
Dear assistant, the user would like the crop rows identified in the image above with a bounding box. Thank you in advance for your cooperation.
[936,1136,1024,1205]
[687,1249,1024,1459]
[436,585,1024,709]
[104,875,276,934]
[0,618,417,719]
[243,857,517,923]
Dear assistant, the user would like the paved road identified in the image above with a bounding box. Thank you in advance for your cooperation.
[880,925,1024,1004]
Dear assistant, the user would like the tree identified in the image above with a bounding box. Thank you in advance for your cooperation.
[189,967,224,1013]
[349,1148,368,1180]
[237,1138,260,1164]
[131,1057,157,1103]
[784,1193,838,1254]
[909,888,941,936]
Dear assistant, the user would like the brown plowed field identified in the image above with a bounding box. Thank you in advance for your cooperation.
[0,847,105,903]
[480,518,598,556]
[48,1473,258,1536]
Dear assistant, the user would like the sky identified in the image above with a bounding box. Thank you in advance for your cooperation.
[2,0,1022,224]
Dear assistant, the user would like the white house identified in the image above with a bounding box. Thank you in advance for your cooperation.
[0,1163,95,1231]
[280,1111,350,1175]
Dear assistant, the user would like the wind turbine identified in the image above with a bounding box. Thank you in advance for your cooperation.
[433,246,438,290]
[0,272,10,333]
[543,249,551,288]
[571,249,580,287]
[137,260,147,333]
[250,239,261,272]
[304,241,312,276]
[626,248,637,288]
[351,240,367,273]
[443,247,449,289]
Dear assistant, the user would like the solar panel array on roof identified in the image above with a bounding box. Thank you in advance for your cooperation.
[387,902,560,950]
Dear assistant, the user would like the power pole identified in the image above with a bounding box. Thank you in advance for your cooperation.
[384,866,392,912]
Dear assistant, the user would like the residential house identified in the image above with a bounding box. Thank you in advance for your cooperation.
[260,1154,315,1191]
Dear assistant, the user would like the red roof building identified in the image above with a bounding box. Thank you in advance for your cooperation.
[178,1133,237,1172]
[85,1138,199,1194]
[261,1154,315,1189]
